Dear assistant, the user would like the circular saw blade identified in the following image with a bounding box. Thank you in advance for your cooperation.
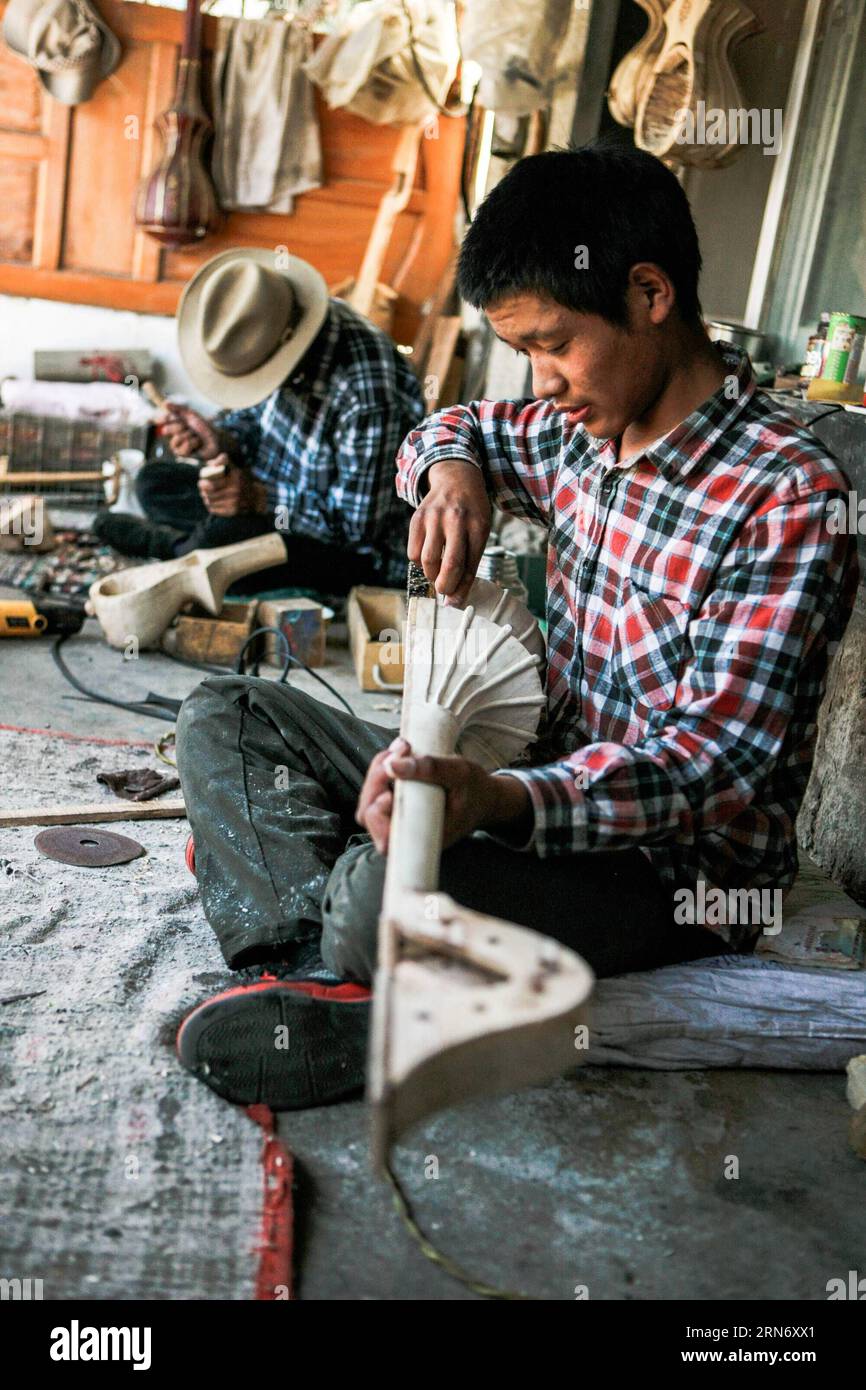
[34,826,146,867]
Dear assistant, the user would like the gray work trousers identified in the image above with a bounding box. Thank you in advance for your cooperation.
[175,677,726,984]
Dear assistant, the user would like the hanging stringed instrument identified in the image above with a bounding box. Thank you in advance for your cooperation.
[135,0,220,247]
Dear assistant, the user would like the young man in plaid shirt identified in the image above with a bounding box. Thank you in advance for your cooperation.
[176,146,857,1111]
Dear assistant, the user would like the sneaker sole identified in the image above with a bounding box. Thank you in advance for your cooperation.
[176,982,370,1110]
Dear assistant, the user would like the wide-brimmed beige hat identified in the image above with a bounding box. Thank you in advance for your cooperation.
[3,0,121,106]
[177,248,330,409]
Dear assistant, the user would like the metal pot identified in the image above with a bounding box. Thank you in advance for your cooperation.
[706,320,768,361]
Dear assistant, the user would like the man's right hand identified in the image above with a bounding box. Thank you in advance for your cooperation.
[408,459,491,607]
[156,404,221,461]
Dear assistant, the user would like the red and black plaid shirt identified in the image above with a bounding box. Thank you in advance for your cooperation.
[396,348,858,944]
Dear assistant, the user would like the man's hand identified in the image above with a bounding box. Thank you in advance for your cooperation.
[157,404,221,460]
[356,737,532,854]
[198,459,267,517]
[408,460,491,606]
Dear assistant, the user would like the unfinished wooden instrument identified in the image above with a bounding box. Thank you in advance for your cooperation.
[634,0,760,167]
[368,576,594,1170]
[330,122,424,335]
[88,531,287,650]
[608,0,669,128]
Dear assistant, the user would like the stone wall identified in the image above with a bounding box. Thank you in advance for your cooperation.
[790,404,866,905]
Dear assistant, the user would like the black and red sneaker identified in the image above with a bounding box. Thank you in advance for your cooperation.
[176,976,371,1110]
[185,835,196,876]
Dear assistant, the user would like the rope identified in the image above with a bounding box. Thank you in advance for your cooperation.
[384,1160,537,1301]
[154,731,177,767]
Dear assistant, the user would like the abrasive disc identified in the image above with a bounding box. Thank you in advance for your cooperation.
[34,826,146,867]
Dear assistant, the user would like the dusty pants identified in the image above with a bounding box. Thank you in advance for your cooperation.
[175,678,725,983]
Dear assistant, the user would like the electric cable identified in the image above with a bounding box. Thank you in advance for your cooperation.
[384,1160,536,1301]
[234,624,355,717]
[51,622,356,724]
[52,634,178,724]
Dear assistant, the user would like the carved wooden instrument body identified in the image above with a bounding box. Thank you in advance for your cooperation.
[368,578,594,1170]
[610,0,760,168]
[135,0,220,247]
[331,122,424,334]
[608,0,669,128]
[88,531,287,650]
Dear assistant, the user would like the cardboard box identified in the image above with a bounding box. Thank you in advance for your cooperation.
[347,586,405,691]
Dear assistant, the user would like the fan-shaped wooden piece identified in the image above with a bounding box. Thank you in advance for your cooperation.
[368,589,594,1170]
[463,575,547,666]
[635,0,711,157]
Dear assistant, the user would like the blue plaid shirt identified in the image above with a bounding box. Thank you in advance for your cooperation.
[218,298,423,584]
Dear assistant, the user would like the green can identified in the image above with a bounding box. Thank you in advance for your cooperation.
[820,311,866,384]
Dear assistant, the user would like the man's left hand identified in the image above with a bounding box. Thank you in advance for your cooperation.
[356,739,533,854]
[198,457,267,517]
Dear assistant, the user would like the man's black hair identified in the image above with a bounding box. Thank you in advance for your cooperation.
[457,142,703,327]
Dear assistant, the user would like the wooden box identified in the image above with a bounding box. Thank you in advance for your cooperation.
[347,587,405,691]
[257,597,330,668]
[161,600,257,666]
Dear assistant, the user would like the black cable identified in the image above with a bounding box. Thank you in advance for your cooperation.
[235,625,355,717]
[51,635,178,724]
[51,623,356,724]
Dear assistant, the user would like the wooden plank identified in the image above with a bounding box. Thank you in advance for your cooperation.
[0,160,37,262]
[0,130,48,160]
[32,98,71,270]
[0,265,181,313]
[423,316,462,414]
[0,798,187,828]
[63,41,152,275]
[0,40,41,130]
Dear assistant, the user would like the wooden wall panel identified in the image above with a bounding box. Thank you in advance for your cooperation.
[0,0,463,341]
[0,40,40,130]
[0,160,37,260]
[63,40,155,274]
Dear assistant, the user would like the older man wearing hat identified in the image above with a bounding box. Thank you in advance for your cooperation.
[95,248,424,593]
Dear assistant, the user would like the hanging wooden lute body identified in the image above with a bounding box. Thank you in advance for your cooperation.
[368,576,594,1170]
[608,0,669,128]
[135,0,220,247]
[633,0,760,168]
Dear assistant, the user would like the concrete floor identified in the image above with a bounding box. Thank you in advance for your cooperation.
[1,597,864,1300]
